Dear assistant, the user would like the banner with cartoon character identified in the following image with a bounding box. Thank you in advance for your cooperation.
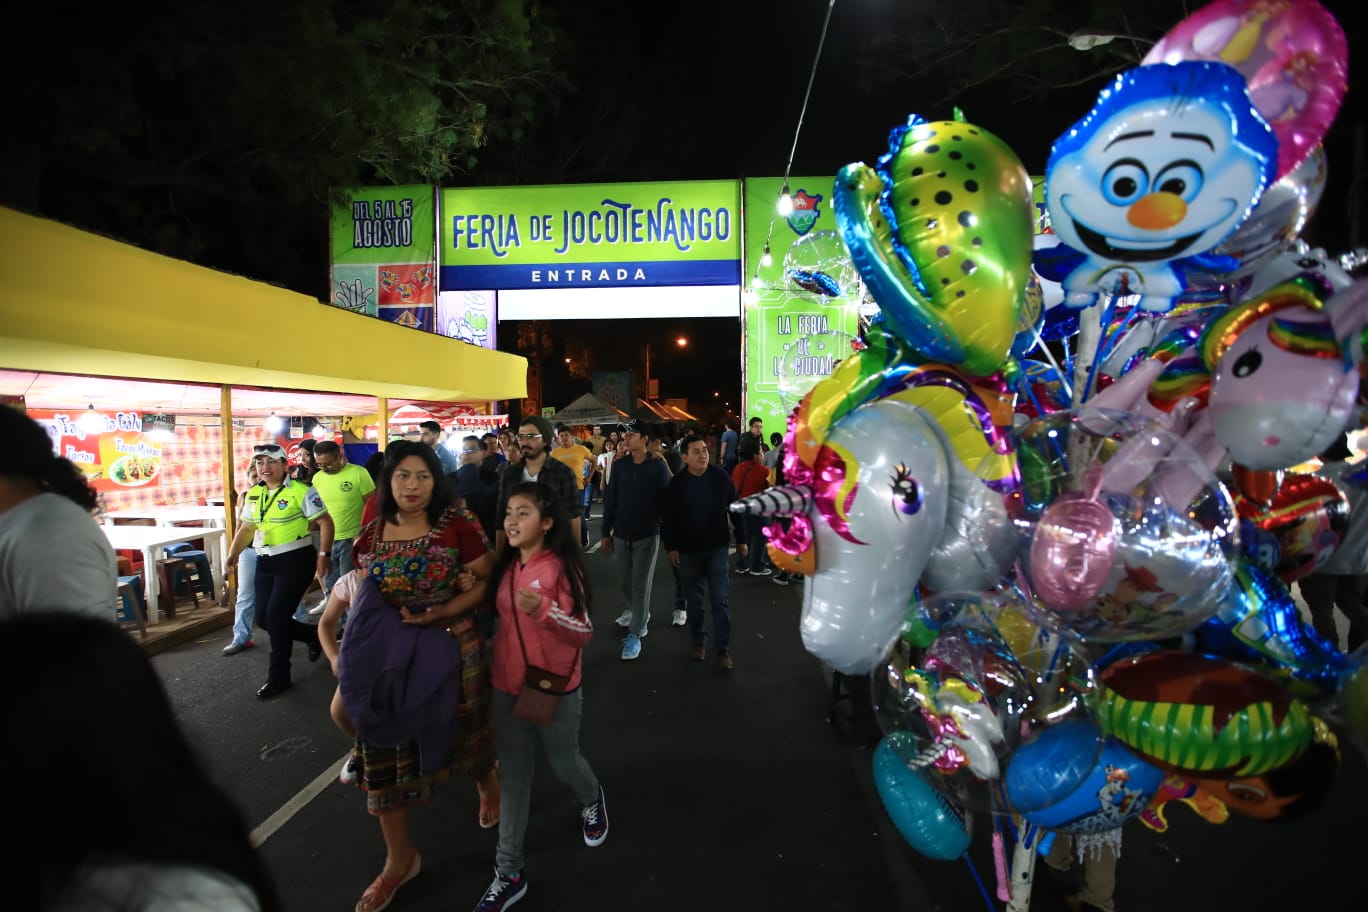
[741,175,865,432]
[329,185,438,332]
[435,289,498,350]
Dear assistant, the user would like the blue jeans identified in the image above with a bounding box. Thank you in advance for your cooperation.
[492,688,599,877]
[324,537,355,594]
[580,486,591,545]
[744,514,769,572]
[231,547,257,646]
[614,535,659,636]
[677,546,731,649]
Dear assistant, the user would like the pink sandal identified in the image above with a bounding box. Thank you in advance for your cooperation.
[355,853,421,912]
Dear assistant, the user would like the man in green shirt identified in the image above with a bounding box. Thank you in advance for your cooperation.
[310,440,375,598]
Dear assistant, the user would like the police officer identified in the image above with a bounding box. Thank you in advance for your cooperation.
[226,443,334,699]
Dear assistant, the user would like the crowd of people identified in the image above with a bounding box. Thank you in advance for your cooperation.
[0,402,800,912]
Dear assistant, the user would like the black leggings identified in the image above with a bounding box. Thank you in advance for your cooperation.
[254,547,319,683]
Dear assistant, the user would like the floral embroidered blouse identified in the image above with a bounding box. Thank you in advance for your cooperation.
[353,505,487,613]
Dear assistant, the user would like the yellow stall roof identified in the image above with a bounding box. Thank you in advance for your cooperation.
[0,206,527,403]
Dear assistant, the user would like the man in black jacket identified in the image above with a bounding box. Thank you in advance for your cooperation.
[601,420,672,660]
[661,433,739,670]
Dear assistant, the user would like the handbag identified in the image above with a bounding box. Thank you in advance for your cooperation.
[508,576,581,727]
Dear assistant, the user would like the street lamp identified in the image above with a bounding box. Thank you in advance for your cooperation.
[1068,29,1153,51]
[676,336,688,348]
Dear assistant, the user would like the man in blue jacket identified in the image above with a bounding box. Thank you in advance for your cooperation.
[661,433,739,670]
[601,420,672,660]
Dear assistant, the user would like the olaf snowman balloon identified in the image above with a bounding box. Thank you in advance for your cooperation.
[1037,61,1279,313]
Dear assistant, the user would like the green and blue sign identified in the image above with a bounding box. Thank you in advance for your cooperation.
[439,181,741,291]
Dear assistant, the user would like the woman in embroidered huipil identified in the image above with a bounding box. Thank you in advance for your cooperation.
[318,441,498,912]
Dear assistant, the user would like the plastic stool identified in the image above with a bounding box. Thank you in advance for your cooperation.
[155,558,198,618]
[165,547,214,598]
[116,576,147,637]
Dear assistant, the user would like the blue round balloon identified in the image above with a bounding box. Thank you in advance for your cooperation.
[1004,720,1164,833]
[873,735,972,860]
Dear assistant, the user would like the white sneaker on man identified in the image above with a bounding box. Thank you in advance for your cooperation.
[672,609,687,627]
[615,610,632,628]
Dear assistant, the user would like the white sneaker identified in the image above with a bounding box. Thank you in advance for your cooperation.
[615,610,632,628]
[672,609,687,627]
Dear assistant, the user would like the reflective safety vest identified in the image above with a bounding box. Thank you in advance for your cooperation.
[243,480,327,548]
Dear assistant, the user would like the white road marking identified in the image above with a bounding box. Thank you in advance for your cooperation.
[249,751,351,848]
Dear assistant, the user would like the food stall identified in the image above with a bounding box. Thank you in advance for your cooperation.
[0,206,529,625]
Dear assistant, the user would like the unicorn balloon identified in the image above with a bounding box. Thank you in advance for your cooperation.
[731,326,1019,674]
[1094,273,1360,475]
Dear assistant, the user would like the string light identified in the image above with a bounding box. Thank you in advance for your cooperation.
[76,403,105,434]
[777,183,794,217]
[264,411,284,434]
[747,0,838,309]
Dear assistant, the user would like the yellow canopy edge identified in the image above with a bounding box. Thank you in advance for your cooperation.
[0,206,527,402]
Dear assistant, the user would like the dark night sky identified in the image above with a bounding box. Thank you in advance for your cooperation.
[529,0,1368,414]
[14,2,1364,418]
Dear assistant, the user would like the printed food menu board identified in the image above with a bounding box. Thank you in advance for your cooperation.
[28,409,164,492]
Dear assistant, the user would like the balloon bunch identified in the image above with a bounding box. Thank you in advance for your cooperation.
[731,0,1368,891]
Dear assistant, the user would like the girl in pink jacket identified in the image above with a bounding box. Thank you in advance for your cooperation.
[473,481,605,912]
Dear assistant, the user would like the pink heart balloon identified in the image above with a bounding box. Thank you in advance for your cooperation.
[1143,0,1349,180]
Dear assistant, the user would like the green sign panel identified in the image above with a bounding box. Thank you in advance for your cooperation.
[439,180,741,290]
[742,176,862,430]
[329,185,437,331]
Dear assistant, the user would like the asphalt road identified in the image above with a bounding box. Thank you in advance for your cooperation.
[152,505,1368,912]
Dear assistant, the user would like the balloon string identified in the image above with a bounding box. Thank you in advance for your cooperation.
[1082,291,1125,402]
[1011,363,1048,419]
[1094,301,1143,379]
[963,852,998,912]
[992,829,1012,902]
[1043,636,1067,684]
[1031,325,1074,405]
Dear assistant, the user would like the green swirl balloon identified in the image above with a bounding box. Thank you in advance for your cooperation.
[835,115,1033,377]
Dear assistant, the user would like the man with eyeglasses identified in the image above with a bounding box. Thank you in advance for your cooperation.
[309,441,374,601]
[225,443,333,699]
[455,435,497,540]
[601,420,671,660]
[495,415,580,553]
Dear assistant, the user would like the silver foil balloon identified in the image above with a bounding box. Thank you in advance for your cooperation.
[1214,145,1327,282]
[791,397,951,674]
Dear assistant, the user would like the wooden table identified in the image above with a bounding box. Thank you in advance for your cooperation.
[100,524,227,624]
